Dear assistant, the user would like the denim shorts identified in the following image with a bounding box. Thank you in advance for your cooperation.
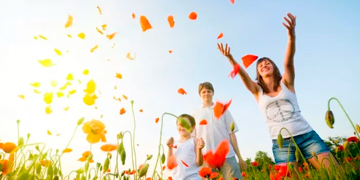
[272,130,331,164]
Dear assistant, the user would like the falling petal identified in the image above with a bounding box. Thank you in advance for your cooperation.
[126,52,136,60]
[67,34,72,38]
[62,148,72,153]
[44,92,53,104]
[56,134,60,136]
[116,73,122,79]
[34,36,38,40]
[168,15,175,28]
[140,16,152,32]
[217,32,223,39]
[38,59,55,67]
[45,106,52,114]
[57,92,64,97]
[84,80,96,94]
[34,89,41,94]
[18,95,25,99]
[213,100,232,120]
[114,86,117,89]
[51,80,57,87]
[66,73,74,80]
[78,33,85,39]
[230,0,235,4]
[30,82,41,88]
[178,88,187,95]
[139,109,143,112]
[83,94,97,106]
[69,89,76,95]
[155,117,160,123]
[102,24,107,31]
[83,69,89,75]
[64,107,70,111]
[97,6,102,15]
[39,35,48,40]
[91,45,98,52]
[132,13,136,19]
[189,12,197,20]
[65,15,73,28]
[181,160,189,167]
[169,50,172,53]
[122,95,128,100]
[96,27,103,35]
[200,119,208,125]
[120,108,126,115]
[47,130,52,135]
[106,32,117,40]
[242,54,258,68]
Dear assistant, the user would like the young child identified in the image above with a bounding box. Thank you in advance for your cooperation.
[167,114,205,180]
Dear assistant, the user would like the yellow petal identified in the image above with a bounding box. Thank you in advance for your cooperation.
[65,15,73,28]
[45,106,52,114]
[51,80,57,87]
[96,27,103,35]
[126,52,136,60]
[83,69,89,75]
[57,92,64,97]
[38,59,55,67]
[116,73,122,79]
[84,80,96,94]
[97,6,102,15]
[18,95,25,99]
[78,33,85,39]
[54,49,62,56]
[90,45,98,52]
[66,73,74,80]
[30,82,41,88]
[39,35,48,40]
[69,89,76,95]
[102,24,107,31]
[44,92,53,104]
[47,130,52,135]
[67,34,72,38]
[83,94,96,106]
[34,36,38,40]
[64,107,70,111]
[34,89,41,94]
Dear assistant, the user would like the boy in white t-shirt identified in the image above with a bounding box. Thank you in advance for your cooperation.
[167,114,205,180]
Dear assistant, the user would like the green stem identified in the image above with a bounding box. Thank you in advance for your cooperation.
[54,125,79,169]
[122,130,135,179]
[152,112,178,179]
[130,101,138,179]
[328,97,360,139]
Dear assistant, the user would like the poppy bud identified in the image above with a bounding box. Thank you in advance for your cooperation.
[277,134,284,148]
[230,122,235,132]
[325,110,334,129]
[295,149,300,162]
[161,153,166,164]
[147,154,153,160]
[121,150,126,165]
[139,163,150,178]
[103,157,110,173]
[77,117,85,125]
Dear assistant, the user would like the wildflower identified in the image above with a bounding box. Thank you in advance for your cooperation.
[78,151,94,163]
[347,136,359,143]
[100,144,117,152]
[0,142,16,153]
[252,161,259,166]
[82,119,107,144]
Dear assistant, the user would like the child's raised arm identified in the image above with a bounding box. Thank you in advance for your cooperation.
[195,138,205,166]
[167,137,174,157]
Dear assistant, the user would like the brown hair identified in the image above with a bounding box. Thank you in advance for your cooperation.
[177,114,196,127]
[255,57,282,94]
[198,82,214,95]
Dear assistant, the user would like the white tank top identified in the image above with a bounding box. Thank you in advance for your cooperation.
[257,81,313,139]
[172,138,201,180]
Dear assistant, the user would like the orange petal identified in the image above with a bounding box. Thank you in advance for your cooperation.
[120,108,126,115]
[139,109,143,112]
[241,54,258,68]
[217,32,223,39]
[140,16,152,32]
[169,50,172,53]
[97,6,102,15]
[102,24,107,31]
[155,117,160,123]
[199,119,207,125]
[107,32,117,40]
[126,52,136,60]
[100,144,117,152]
[177,88,187,95]
[122,95,128,100]
[62,148,72,153]
[167,15,175,28]
[65,15,73,28]
[189,12,197,20]
[132,13,136,19]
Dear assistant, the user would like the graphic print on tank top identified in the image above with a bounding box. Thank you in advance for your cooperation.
[265,99,295,123]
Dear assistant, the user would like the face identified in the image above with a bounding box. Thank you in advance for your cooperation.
[200,87,214,102]
[257,59,274,77]
[176,117,194,137]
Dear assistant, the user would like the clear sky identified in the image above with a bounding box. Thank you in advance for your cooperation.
[1,0,359,178]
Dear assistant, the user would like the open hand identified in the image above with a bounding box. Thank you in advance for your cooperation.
[282,13,296,39]
[197,138,205,150]
[217,43,234,59]
[238,159,247,171]
[167,137,174,148]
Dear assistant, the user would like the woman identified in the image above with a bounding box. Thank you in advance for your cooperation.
[217,13,338,173]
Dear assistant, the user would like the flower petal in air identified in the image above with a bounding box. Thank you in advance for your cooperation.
[102,24,107,31]
[83,69,89,75]
[168,15,175,28]
[199,119,207,125]
[84,80,96,94]
[230,0,235,4]
[241,54,258,68]
[97,6,102,15]
[38,59,55,67]
[189,12,197,20]
[44,92,53,104]
[90,45,98,52]
[96,27,103,35]
[120,108,126,115]
[39,35,48,40]
[100,144,117,152]
[47,130,52,135]
[63,148,72,153]
[213,100,232,120]
[107,32,117,40]
[18,95,25,99]
[132,13,136,19]
[30,82,41,88]
[122,95,128,100]
[78,33,85,39]
[140,16,152,32]
[65,15,73,28]
[155,117,160,123]
[178,88,187,95]
[167,155,178,170]
[217,32,223,39]
[116,73,122,79]
[54,48,62,56]
[126,52,136,60]
[181,160,189,167]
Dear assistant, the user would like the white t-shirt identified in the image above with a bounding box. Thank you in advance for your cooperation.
[191,103,239,158]
[257,81,313,139]
[172,138,201,180]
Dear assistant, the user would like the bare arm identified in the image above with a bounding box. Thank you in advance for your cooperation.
[195,138,205,166]
[217,43,259,95]
[166,137,174,157]
[229,132,247,170]
[282,13,296,88]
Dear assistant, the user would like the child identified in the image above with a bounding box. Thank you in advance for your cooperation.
[167,114,205,180]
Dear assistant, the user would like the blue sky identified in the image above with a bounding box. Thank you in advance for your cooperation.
[0,0,359,178]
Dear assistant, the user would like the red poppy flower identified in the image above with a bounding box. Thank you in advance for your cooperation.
[347,136,359,143]
[252,161,259,166]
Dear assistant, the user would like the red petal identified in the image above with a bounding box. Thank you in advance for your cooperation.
[199,119,207,125]
[177,88,187,95]
[167,155,178,170]
[229,64,240,79]
[181,160,189,167]
[230,0,235,4]
[189,12,197,20]
[213,102,225,120]
[217,32,223,39]
[241,54,258,68]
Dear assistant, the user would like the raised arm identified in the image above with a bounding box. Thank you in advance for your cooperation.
[217,43,259,95]
[282,13,296,88]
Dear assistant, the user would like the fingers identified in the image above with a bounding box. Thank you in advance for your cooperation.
[282,22,290,30]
